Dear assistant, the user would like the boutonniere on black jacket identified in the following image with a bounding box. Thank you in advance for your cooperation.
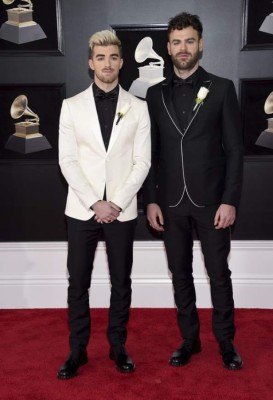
[116,101,131,125]
[193,86,210,111]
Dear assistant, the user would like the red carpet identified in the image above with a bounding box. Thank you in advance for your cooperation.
[1,309,273,400]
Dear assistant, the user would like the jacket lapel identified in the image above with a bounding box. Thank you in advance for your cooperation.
[82,84,106,152]
[162,68,212,138]
[161,79,184,137]
[183,68,212,137]
[107,86,132,153]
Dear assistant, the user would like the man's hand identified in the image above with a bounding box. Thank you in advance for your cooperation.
[147,203,165,232]
[92,201,120,224]
[214,204,236,229]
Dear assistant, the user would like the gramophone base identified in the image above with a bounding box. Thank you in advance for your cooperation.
[129,77,165,99]
[0,22,46,44]
[255,130,273,150]
[5,134,52,154]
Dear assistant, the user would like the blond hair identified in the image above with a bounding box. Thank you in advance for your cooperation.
[89,30,122,59]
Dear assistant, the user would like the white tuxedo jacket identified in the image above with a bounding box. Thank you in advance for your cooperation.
[59,84,151,221]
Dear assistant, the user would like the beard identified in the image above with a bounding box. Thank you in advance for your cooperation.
[171,50,200,71]
[94,70,119,85]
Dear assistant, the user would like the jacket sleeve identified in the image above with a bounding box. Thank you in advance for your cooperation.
[58,100,100,210]
[109,100,151,210]
[221,81,244,208]
[142,88,160,206]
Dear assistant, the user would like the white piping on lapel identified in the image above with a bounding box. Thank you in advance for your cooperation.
[169,139,205,208]
[161,90,184,136]
[167,79,212,208]
[162,80,212,138]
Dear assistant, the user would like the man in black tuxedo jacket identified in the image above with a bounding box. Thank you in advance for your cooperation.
[143,12,244,370]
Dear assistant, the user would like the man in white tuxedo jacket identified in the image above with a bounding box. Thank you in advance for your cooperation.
[57,30,151,380]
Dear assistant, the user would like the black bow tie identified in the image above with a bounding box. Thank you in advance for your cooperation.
[173,77,193,88]
[94,88,118,101]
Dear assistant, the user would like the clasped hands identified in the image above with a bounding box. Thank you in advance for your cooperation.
[92,200,121,224]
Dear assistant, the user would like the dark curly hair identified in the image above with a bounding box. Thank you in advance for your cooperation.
[167,12,203,39]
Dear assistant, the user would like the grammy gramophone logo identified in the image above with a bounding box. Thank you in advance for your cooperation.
[259,5,273,35]
[5,94,52,154]
[255,92,273,150]
[129,37,165,99]
[0,0,46,44]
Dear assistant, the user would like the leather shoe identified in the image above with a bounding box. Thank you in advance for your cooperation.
[57,350,88,380]
[109,345,135,373]
[220,340,243,370]
[169,338,201,366]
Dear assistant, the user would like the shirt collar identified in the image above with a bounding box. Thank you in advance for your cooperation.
[93,82,119,97]
[172,67,200,88]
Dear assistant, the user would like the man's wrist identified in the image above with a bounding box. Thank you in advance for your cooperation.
[90,200,101,210]
[109,201,122,212]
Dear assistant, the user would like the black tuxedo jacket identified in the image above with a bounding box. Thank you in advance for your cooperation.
[143,67,244,211]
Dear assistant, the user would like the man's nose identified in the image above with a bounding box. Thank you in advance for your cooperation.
[179,42,187,51]
[104,58,111,67]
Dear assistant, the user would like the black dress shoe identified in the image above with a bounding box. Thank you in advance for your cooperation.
[219,340,243,370]
[109,345,135,373]
[57,350,88,380]
[169,338,202,366]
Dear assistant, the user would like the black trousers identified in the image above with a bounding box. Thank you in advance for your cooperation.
[66,216,137,351]
[163,196,235,343]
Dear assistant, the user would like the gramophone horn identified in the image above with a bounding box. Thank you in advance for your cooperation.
[264,92,273,115]
[2,0,16,5]
[135,37,163,65]
[10,95,39,122]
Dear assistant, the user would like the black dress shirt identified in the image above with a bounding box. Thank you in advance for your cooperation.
[92,83,119,202]
[93,83,119,150]
[172,67,201,132]
[172,68,202,208]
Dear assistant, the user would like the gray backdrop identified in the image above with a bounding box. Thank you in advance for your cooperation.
[0,0,272,240]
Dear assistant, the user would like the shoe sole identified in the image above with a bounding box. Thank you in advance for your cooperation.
[57,358,88,380]
[109,352,135,373]
[169,347,202,367]
[57,372,78,380]
[116,365,136,373]
[220,348,243,371]
[223,362,243,371]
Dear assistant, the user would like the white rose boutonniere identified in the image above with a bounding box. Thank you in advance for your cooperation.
[193,86,210,111]
[116,101,132,125]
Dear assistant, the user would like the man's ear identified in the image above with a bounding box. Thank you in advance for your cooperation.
[199,38,204,53]
[167,41,171,56]
[89,59,94,71]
